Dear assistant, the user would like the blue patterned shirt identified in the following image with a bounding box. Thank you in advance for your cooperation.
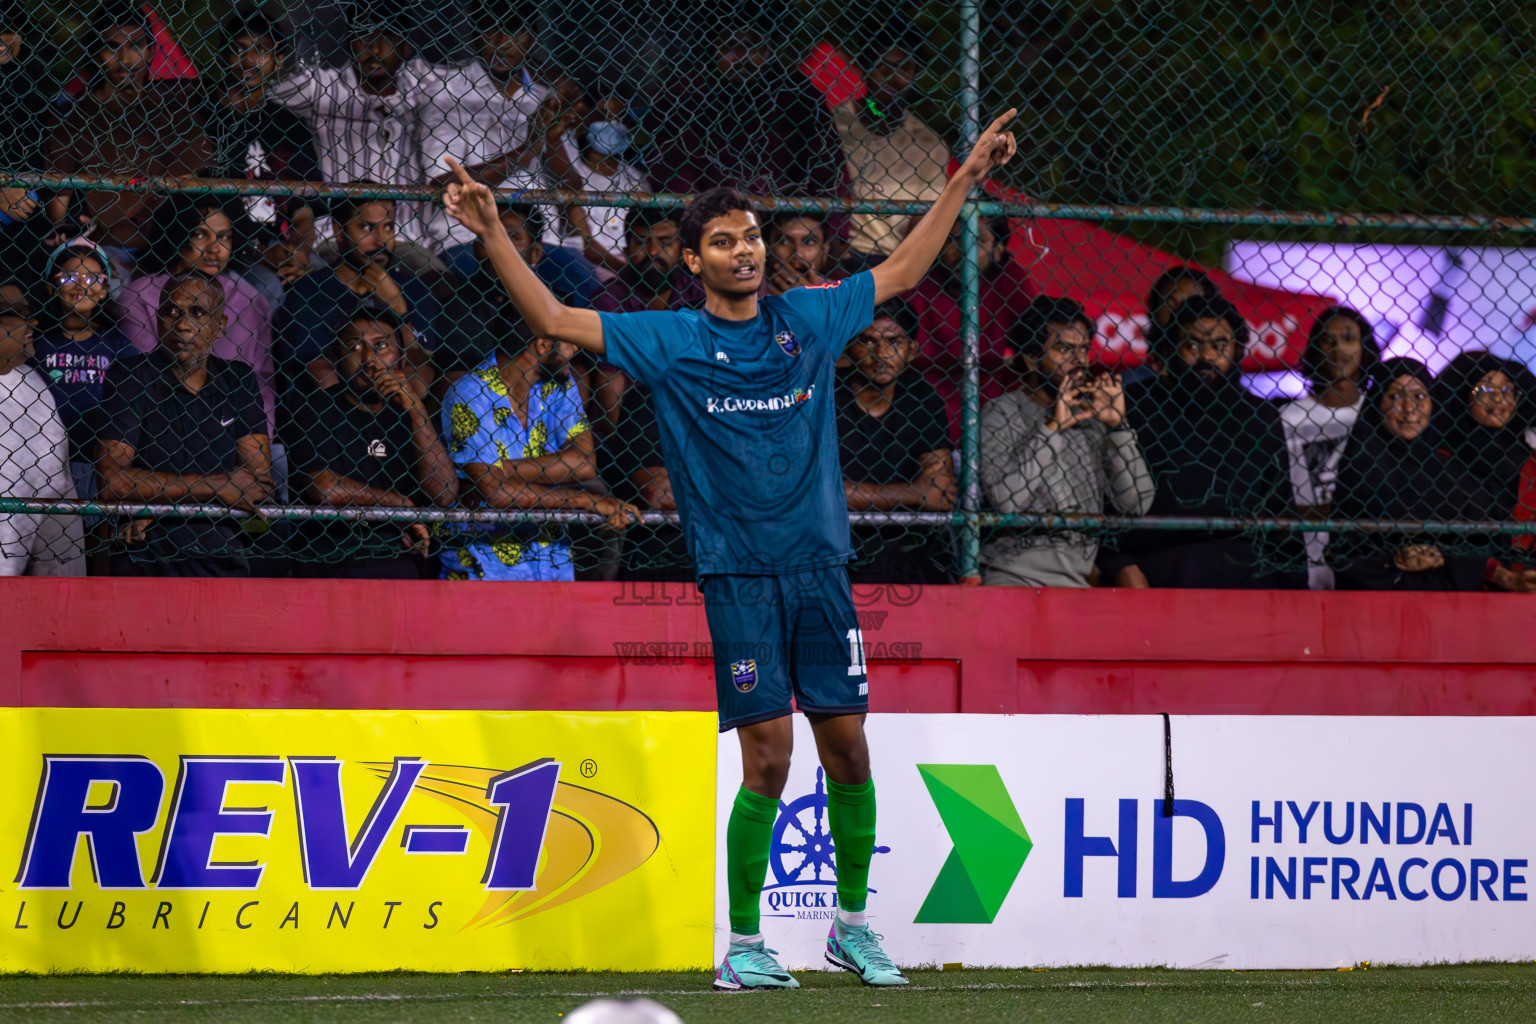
[440,356,591,581]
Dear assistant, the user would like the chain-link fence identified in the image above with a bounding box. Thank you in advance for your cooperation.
[1,0,1534,590]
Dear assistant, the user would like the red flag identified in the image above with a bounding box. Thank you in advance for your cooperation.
[975,171,1337,371]
[801,42,865,107]
[144,3,197,79]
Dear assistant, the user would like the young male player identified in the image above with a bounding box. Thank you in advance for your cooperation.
[441,110,1018,990]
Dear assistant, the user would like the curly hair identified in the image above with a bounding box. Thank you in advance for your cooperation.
[141,192,250,276]
[678,186,756,254]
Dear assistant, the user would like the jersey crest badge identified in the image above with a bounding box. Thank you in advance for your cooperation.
[731,659,758,693]
[775,331,800,357]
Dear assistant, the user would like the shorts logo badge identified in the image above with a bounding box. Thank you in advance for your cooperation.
[731,660,758,693]
[775,331,800,357]
[367,438,388,458]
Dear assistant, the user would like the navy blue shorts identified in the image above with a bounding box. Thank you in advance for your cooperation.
[701,566,869,731]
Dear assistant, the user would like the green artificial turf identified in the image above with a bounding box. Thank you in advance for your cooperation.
[0,964,1533,1023]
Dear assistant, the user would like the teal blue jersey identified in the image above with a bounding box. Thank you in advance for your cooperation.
[600,272,876,577]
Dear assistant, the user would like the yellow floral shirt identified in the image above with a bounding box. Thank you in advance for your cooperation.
[439,357,590,581]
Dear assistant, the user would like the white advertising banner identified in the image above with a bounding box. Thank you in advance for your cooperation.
[715,715,1536,969]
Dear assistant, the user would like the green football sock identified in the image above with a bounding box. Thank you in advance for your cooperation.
[827,777,877,914]
[727,785,779,935]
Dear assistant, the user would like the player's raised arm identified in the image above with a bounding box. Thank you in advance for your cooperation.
[440,157,606,355]
[870,109,1019,305]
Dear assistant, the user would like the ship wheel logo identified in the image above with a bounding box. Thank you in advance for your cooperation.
[766,768,889,889]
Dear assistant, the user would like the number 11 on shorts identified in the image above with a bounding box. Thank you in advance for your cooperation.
[846,627,868,677]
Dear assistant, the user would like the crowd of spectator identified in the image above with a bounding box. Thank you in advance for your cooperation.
[0,2,1531,592]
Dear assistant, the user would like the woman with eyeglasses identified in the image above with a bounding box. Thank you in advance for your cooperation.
[1434,351,1536,590]
[113,192,276,438]
[1435,352,1536,519]
[1329,357,1534,592]
[30,240,133,506]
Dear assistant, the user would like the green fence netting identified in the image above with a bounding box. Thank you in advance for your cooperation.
[1,0,1534,592]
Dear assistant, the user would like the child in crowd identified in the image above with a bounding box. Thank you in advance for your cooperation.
[30,240,133,501]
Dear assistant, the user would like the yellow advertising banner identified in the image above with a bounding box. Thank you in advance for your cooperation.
[0,709,717,973]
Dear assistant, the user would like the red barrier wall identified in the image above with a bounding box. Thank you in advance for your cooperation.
[2,580,1532,714]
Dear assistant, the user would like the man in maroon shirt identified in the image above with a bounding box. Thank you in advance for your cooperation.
[905,216,1037,443]
[644,17,845,200]
[591,208,702,314]
[907,215,1036,369]
[45,2,212,276]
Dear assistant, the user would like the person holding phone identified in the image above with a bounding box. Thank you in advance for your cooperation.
[980,295,1153,588]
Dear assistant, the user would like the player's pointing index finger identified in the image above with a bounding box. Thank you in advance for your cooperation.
[985,108,1019,135]
[443,156,474,187]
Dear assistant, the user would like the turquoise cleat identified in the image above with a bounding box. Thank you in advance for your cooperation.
[713,939,801,991]
[825,922,910,986]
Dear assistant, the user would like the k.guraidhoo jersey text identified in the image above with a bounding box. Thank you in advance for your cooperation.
[600,273,875,578]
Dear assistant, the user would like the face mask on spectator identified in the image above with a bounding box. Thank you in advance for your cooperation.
[586,121,629,157]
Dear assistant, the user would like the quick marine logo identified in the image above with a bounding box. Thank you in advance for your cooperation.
[706,384,816,414]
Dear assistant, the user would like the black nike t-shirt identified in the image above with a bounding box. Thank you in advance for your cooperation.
[96,351,266,569]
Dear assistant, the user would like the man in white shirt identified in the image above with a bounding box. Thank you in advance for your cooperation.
[1279,306,1380,589]
[835,18,952,262]
[417,9,551,259]
[0,283,84,576]
[550,91,647,273]
[269,18,437,250]
[414,14,603,308]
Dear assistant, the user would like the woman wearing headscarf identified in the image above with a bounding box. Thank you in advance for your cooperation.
[1435,351,1536,591]
[1329,357,1530,591]
[1435,352,1536,517]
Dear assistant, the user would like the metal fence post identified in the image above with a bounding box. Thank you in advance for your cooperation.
[957,0,983,582]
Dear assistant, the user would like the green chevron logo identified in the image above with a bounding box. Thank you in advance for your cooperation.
[914,764,1031,923]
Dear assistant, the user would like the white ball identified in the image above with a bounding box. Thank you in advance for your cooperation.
[564,997,685,1024]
